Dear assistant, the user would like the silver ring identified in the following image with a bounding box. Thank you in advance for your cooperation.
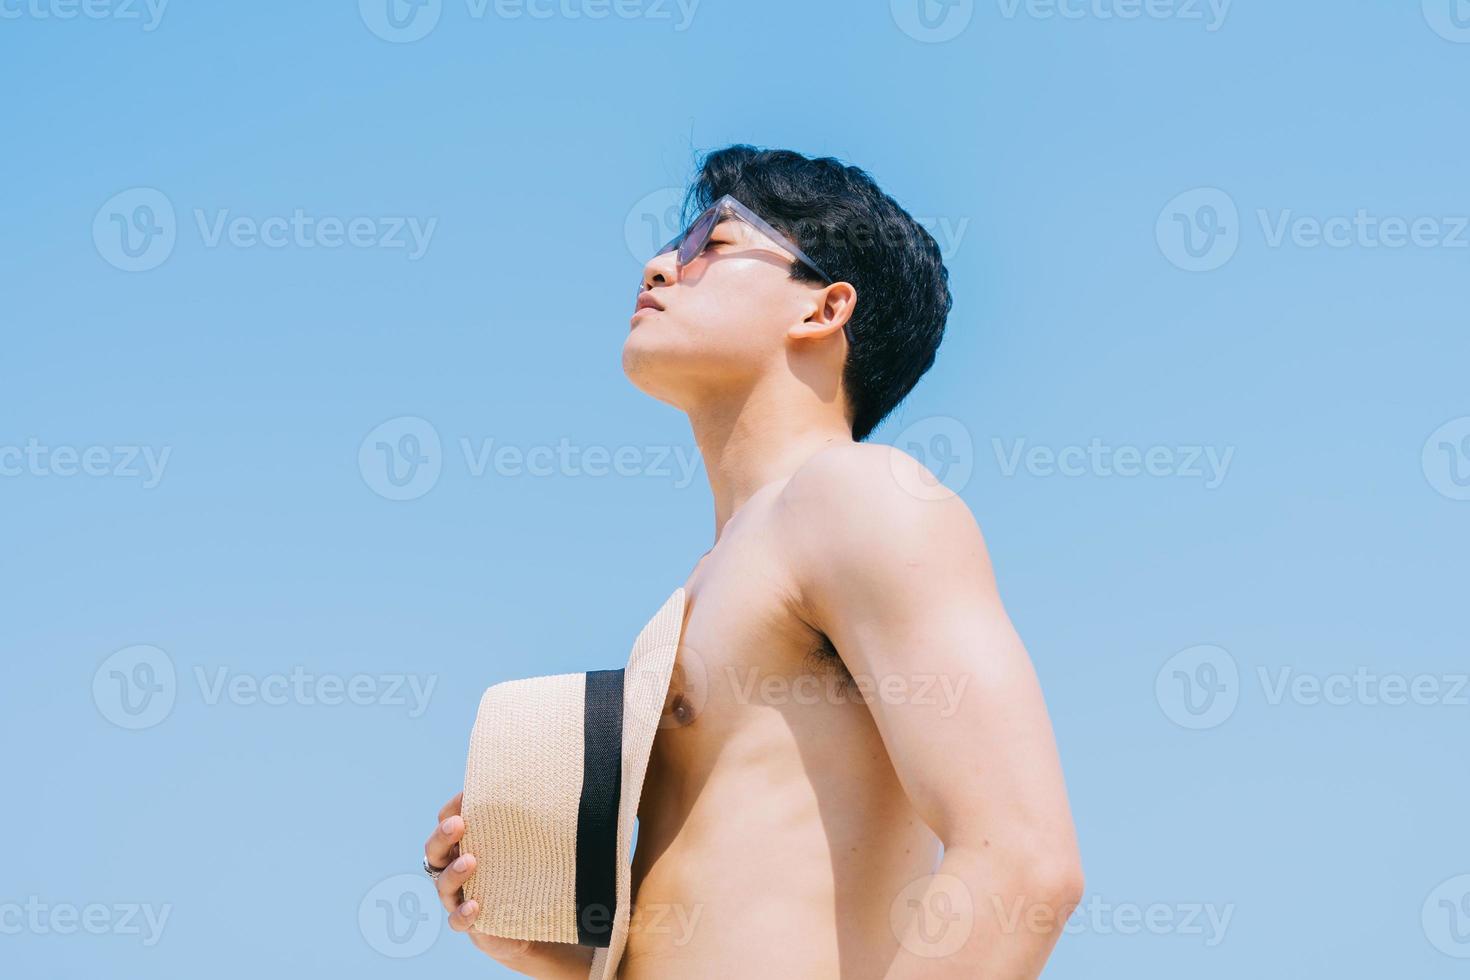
[423,854,447,880]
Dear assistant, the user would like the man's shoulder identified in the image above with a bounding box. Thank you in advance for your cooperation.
[782,439,964,510]
[774,440,978,565]
[768,440,997,633]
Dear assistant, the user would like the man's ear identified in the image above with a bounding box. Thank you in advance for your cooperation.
[788,282,857,342]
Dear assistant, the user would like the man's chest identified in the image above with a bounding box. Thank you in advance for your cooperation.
[659,510,857,751]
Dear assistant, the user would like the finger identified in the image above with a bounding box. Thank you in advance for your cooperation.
[425,813,464,870]
[436,852,478,913]
[438,792,464,821]
[448,898,479,933]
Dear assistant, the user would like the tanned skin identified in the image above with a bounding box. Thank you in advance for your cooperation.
[424,210,1083,979]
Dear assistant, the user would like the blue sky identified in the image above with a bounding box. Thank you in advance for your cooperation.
[2,1,1468,977]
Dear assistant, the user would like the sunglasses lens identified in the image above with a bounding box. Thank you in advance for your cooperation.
[678,209,717,266]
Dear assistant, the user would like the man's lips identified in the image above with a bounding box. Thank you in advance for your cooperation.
[631,293,664,327]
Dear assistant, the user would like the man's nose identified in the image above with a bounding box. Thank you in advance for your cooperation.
[642,249,679,292]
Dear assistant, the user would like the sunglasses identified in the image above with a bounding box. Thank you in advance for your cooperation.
[642,194,850,343]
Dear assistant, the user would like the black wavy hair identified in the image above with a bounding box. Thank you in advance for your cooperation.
[674,145,953,441]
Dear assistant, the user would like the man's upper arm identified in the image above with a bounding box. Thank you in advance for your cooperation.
[777,444,1079,866]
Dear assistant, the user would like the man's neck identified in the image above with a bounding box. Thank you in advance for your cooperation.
[686,392,853,542]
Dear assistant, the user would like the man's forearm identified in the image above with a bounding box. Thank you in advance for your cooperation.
[883,843,1082,980]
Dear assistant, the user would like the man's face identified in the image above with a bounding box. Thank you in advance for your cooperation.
[624,214,818,407]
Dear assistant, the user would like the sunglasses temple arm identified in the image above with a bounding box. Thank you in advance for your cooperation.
[720,196,835,283]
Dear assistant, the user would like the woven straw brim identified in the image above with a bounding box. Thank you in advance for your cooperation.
[588,587,686,979]
[462,671,587,941]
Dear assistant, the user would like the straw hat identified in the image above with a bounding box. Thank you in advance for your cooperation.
[460,587,687,979]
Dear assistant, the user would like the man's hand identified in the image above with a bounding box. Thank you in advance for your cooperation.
[425,793,593,979]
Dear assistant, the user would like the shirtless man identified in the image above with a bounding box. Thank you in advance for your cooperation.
[424,145,1083,979]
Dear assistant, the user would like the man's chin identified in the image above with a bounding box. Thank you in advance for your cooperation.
[622,335,665,392]
[622,341,691,408]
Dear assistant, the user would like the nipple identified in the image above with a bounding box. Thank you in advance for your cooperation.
[668,692,696,727]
